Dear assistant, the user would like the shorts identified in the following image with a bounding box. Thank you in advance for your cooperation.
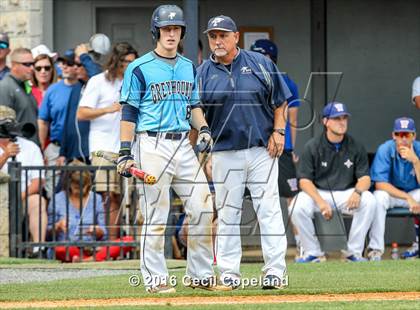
[278,151,299,198]
[91,152,121,194]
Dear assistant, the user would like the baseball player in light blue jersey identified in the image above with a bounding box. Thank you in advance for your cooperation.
[116,5,224,294]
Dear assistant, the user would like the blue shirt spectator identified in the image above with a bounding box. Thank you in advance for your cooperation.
[39,80,77,143]
[48,191,107,242]
[59,85,90,161]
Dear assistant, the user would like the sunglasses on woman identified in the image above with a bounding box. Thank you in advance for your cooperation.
[34,65,52,72]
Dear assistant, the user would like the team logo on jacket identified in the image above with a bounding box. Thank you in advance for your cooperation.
[150,80,194,104]
[321,161,328,167]
[240,66,252,74]
[344,159,353,168]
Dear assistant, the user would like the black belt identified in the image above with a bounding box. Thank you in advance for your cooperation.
[146,131,185,140]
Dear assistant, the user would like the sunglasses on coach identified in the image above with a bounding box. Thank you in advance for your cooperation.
[34,65,52,72]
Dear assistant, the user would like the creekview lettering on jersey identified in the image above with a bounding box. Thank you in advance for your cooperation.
[150,80,193,103]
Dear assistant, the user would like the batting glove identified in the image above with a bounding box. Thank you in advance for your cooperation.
[197,126,213,153]
[117,148,136,178]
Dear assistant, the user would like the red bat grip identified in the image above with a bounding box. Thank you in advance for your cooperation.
[129,167,157,185]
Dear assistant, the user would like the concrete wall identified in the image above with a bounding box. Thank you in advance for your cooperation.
[0,0,48,50]
[327,0,420,152]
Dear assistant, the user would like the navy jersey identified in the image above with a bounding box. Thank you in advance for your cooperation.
[197,49,291,151]
[120,52,200,132]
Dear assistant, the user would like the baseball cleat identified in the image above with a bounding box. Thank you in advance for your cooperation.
[219,277,240,290]
[146,284,176,294]
[344,254,368,262]
[401,242,419,259]
[186,277,233,291]
[262,275,287,290]
[367,249,383,261]
[295,255,327,263]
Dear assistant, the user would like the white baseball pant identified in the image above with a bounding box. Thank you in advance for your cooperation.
[291,188,375,257]
[134,132,214,288]
[368,189,420,252]
[212,146,287,282]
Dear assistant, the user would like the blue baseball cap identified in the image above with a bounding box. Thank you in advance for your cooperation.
[322,102,351,119]
[250,39,278,62]
[203,15,237,34]
[57,48,75,63]
[393,117,416,133]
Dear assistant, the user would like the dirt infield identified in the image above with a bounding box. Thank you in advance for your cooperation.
[1,291,419,308]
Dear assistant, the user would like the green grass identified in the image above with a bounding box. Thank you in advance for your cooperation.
[0,260,419,302]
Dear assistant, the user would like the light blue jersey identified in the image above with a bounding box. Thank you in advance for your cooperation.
[120,52,199,132]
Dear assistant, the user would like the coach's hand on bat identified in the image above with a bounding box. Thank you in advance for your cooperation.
[268,131,284,158]
[319,200,333,220]
[117,148,136,178]
[197,126,213,153]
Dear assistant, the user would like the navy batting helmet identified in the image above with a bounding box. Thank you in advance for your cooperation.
[250,39,278,63]
[150,5,186,40]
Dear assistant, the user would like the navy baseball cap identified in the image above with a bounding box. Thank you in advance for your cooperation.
[250,39,278,61]
[203,15,237,34]
[322,102,351,119]
[57,49,75,63]
[393,117,416,133]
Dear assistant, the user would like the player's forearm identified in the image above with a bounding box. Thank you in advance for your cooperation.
[288,107,298,148]
[412,159,420,184]
[273,102,287,130]
[354,175,371,192]
[120,121,136,145]
[37,120,49,149]
[299,178,325,207]
[77,106,109,121]
[375,182,412,201]
[190,107,209,130]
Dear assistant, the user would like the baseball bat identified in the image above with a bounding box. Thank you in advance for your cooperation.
[93,151,157,185]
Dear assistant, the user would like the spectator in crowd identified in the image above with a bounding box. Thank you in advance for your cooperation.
[58,53,90,164]
[368,117,420,260]
[0,105,46,257]
[412,76,420,109]
[0,33,10,80]
[292,102,375,262]
[250,38,301,257]
[47,160,133,262]
[38,49,84,196]
[31,45,58,107]
[77,42,138,240]
[0,48,39,146]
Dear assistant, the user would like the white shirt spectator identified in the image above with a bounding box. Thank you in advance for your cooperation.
[0,136,44,192]
[78,71,122,153]
[412,76,420,105]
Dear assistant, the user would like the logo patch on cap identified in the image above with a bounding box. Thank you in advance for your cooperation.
[400,119,409,129]
[211,17,224,26]
[168,12,176,19]
[334,103,344,112]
